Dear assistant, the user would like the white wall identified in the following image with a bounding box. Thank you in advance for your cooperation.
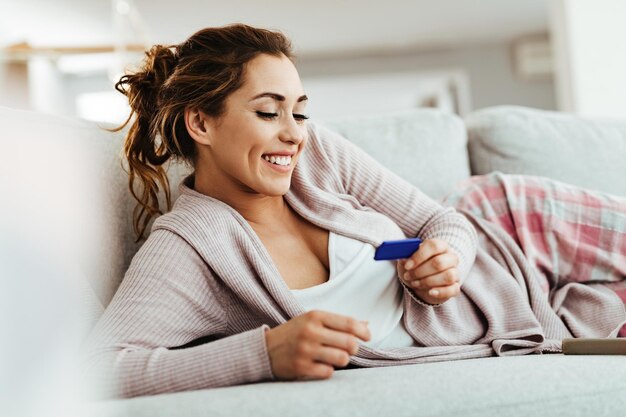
[301,69,471,121]
[550,0,626,119]
[297,42,556,117]
[1,40,557,123]
[28,58,74,117]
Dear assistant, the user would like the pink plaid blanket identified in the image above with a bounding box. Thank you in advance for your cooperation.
[441,172,626,337]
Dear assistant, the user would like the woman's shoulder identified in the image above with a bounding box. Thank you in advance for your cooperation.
[305,122,339,151]
[298,121,358,169]
[304,121,363,164]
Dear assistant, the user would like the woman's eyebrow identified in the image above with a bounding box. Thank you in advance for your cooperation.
[250,92,308,102]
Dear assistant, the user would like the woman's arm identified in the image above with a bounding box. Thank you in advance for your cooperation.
[310,123,478,284]
[81,229,274,399]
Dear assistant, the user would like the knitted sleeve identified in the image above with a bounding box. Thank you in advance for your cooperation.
[81,229,274,398]
[311,123,478,285]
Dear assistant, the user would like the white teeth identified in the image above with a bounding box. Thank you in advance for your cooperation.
[263,154,292,166]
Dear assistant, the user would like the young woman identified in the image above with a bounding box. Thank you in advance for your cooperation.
[83,24,626,399]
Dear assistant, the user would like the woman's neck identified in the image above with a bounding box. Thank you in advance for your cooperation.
[232,195,291,231]
[192,173,290,230]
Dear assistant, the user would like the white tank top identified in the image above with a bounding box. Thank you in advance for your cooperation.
[291,232,417,349]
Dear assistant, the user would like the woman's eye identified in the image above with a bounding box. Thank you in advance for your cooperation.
[256,111,278,120]
[256,111,309,122]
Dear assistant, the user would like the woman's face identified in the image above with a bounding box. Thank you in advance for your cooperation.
[198,53,308,201]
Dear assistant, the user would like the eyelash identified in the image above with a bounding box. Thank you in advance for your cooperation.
[256,111,310,122]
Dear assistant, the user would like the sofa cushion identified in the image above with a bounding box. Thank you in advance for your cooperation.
[321,109,471,200]
[466,106,626,197]
[82,354,626,417]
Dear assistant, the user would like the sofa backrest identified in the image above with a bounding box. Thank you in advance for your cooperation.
[321,109,470,200]
[466,106,626,197]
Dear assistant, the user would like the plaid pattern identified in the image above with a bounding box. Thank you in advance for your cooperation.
[441,172,626,337]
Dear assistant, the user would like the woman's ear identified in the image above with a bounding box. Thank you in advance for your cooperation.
[184,108,214,146]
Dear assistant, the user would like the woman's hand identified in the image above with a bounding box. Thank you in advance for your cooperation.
[264,310,370,381]
[397,238,461,305]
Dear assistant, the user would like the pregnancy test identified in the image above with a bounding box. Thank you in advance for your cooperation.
[374,238,422,261]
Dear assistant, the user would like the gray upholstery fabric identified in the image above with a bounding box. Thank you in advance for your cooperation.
[1,106,192,312]
[466,106,626,197]
[321,109,471,200]
[2,106,126,319]
[82,355,626,417]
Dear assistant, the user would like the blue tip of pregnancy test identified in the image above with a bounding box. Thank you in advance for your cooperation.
[374,238,422,261]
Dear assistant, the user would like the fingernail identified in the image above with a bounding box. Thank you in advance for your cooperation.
[405,260,415,269]
[403,272,410,281]
[429,289,439,297]
[413,280,421,288]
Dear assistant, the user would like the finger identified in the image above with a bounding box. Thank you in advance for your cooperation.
[404,239,448,270]
[411,252,459,278]
[409,268,459,290]
[317,311,371,342]
[397,259,407,272]
[300,363,334,380]
[424,282,461,299]
[316,327,362,355]
[312,346,352,368]
[409,269,459,290]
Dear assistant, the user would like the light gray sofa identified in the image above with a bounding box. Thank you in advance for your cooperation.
[2,105,625,417]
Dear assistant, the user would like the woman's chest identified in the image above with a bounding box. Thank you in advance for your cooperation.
[260,224,330,290]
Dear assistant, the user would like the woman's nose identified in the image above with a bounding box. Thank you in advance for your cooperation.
[279,118,306,144]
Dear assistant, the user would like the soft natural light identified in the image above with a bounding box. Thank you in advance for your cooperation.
[76,90,131,124]
[116,0,131,15]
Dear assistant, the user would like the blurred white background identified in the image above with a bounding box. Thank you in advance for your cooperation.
[1,1,625,416]
[2,1,624,122]
[1,0,557,124]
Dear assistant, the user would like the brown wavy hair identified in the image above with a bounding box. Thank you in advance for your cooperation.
[110,24,293,242]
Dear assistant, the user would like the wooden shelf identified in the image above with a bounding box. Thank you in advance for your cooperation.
[1,42,147,62]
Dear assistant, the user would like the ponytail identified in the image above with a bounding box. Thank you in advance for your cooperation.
[110,45,177,242]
